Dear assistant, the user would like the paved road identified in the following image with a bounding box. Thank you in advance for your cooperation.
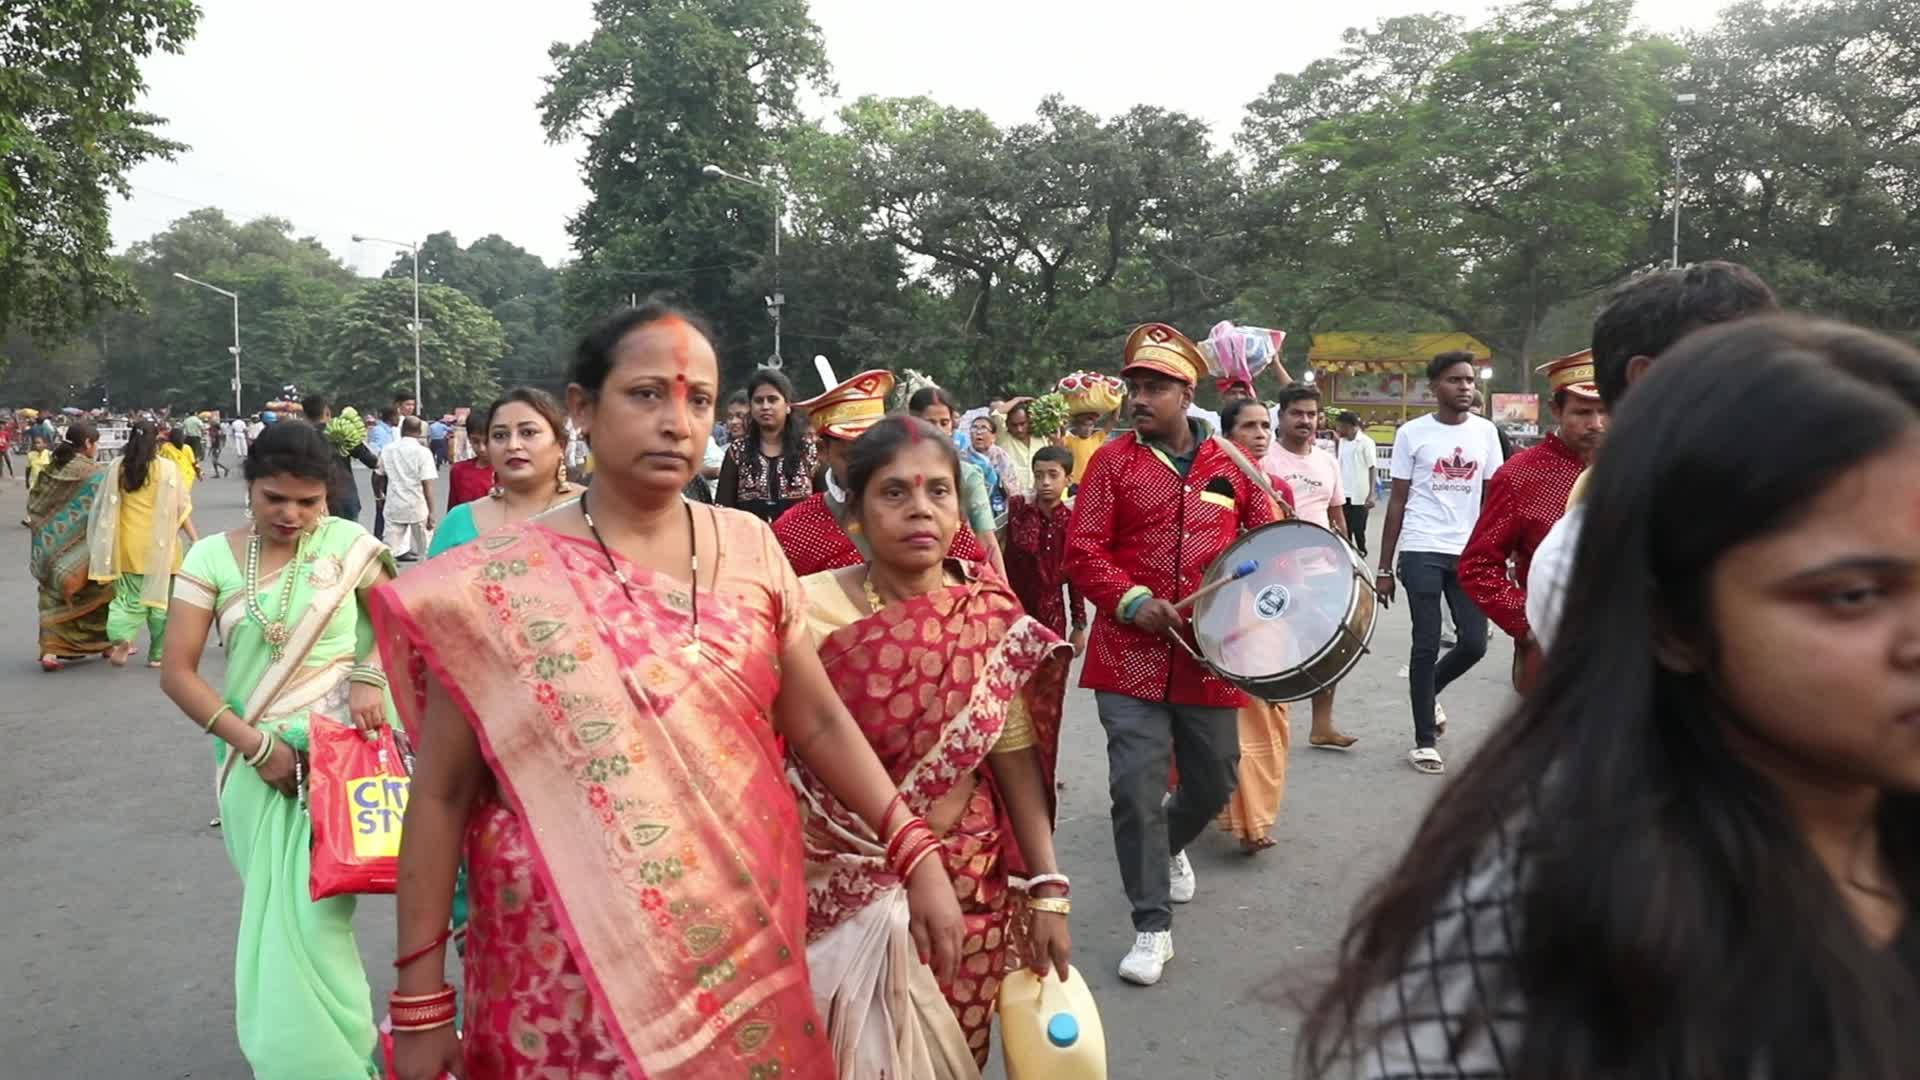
[1,466,1515,1078]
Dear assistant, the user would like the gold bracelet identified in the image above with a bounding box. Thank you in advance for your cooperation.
[202,703,234,733]
[1027,896,1072,916]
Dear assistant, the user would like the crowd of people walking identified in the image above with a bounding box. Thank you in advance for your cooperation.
[19,257,1920,1077]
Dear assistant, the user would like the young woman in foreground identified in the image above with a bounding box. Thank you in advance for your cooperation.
[1304,316,1920,1078]
[379,303,965,1080]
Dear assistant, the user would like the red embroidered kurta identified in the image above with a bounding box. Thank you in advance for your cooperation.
[1065,431,1278,708]
[1458,433,1585,641]
[1003,495,1085,637]
[770,491,987,576]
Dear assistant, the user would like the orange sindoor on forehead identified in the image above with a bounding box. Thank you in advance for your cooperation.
[656,314,701,436]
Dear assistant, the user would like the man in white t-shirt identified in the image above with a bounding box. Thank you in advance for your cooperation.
[1374,351,1505,775]
[1334,411,1378,555]
[379,416,438,560]
[1263,384,1359,748]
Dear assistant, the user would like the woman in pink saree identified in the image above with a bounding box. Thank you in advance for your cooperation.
[379,304,967,1080]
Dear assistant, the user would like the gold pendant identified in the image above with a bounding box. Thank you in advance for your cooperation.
[264,622,290,648]
[681,641,702,662]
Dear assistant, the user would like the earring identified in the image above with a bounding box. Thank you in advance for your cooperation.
[556,461,568,493]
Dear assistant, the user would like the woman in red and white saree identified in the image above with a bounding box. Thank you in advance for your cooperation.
[789,417,1074,1078]
[379,304,966,1080]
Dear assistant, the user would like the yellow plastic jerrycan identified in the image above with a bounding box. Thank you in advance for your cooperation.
[997,964,1107,1080]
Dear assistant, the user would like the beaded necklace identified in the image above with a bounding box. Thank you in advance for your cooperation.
[245,527,309,660]
[581,490,703,661]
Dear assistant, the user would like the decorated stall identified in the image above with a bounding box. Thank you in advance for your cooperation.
[1306,331,1492,442]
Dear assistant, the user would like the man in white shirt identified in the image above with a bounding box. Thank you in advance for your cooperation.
[1374,351,1506,775]
[1334,411,1378,556]
[1526,262,1780,653]
[379,416,438,560]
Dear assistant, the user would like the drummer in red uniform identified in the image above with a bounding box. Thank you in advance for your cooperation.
[1457,350,1606,690]
[771,369,988,574]
[1065,322,1279,987]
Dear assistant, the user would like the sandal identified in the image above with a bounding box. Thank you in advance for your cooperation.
[1309,732,1358,750]
[1240,836,1278,854]
[1435,703,1449,737]
[1408,747,1445,775]
[39,655,63,672]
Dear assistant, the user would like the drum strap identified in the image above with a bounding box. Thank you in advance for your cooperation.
[1209,436,1295,520]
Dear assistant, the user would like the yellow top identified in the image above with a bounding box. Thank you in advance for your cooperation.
[113,471,187,575]
[1062,432,1105,484]
[798,569,1034,751]
[157,443,198,495]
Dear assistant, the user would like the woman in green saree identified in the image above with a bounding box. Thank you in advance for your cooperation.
[159,420,398,1079]
[29,419,112,670]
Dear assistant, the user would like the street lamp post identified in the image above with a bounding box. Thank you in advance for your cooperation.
[353,234,423,411]
[173,272,241,415]
[702,164,785,368]
[1671,93,1698,269]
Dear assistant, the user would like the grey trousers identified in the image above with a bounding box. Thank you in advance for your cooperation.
[1095,691,1241,932]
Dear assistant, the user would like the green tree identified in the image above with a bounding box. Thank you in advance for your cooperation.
[1680,0,1920,332]
[0,330,105,407]
[92,209,356,412]
[1242,0,1682,382]
[386,231,570,388]
[318,279,505,411]
[0,0,201,345]
[541,0,830,382]
[786,95,1244,398]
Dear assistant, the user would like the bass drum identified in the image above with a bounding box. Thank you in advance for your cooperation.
[1183,520,1377,703]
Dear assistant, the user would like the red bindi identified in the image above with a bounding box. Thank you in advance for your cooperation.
[912,473,925,489]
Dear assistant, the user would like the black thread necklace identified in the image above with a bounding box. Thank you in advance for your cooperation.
[580,489,701,660]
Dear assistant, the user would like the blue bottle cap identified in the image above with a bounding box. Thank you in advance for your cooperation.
[1046,1013,1079,1048]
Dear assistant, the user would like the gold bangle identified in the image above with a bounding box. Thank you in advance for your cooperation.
[202,703,234,733]
[1027,896,1072,916]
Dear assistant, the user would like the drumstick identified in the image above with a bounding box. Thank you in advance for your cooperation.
[1173,559,1261,613]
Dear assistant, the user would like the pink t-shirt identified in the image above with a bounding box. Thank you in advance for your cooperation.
[1265,442,1343,527]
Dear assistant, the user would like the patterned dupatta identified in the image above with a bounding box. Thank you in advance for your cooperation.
[790,570,1067,936]
[370,523,829,1080]
[29,457,105,600]
[86,456,190,607]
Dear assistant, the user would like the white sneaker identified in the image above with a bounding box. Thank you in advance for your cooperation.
[1118,930,1175,986]
[1169,851,1196,903]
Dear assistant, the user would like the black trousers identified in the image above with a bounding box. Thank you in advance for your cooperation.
[1343,503,1370,554]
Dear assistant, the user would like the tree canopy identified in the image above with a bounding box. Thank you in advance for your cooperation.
[0,0,200,355]
[18,0,1918,411]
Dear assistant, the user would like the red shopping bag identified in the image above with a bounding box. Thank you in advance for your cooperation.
[308,718,408,900]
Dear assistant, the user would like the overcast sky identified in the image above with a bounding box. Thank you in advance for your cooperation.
[111,0,1716,274]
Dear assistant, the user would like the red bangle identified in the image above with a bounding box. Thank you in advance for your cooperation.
[393,928,453,970]
[900,836,943,880]
[390,985,456,1006]
[879,792,909,841]
[890,823,934,876]
[884,818,927,869]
